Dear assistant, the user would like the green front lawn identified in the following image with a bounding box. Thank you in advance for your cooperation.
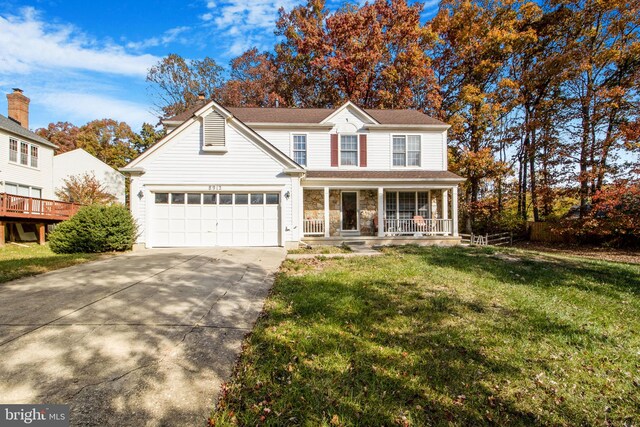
[0,243,102,284]
[211,245,640,426]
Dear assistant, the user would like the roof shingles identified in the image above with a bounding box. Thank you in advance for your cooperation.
[164,103,446,126]
[0,114,57,148]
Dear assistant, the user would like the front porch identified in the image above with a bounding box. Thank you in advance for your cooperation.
[301,186,459,241]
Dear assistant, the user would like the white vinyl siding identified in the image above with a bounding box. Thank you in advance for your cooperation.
[203,110,225,147]
[1,130,55,199]
[132,121,296,246]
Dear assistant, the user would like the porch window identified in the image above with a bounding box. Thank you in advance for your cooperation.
[392,135,421,167]
[9,139,18,162]
[385,191,430,219]
[292,134,307,166]
[340,135,358,166]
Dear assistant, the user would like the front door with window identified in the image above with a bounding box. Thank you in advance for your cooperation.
[341,191,358,231]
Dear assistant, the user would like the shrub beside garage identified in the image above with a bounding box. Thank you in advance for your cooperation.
[49,205,137,254]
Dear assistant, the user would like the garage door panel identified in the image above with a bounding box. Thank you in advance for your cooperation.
[151,191,280,247]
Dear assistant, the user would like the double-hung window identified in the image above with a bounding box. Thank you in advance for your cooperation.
[292,134,307,166]
[9,139,18,162]
[340,135,358,166]
[20,142,29,166]
[392,135,421,167]
[30,146,38,168]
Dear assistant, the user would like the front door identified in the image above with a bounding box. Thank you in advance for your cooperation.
[341,191,358,231]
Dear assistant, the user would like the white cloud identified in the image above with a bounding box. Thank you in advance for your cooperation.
[0,7,159,77]
[126,26,191,50]
[36,91,157,129]
[200,0,299,55]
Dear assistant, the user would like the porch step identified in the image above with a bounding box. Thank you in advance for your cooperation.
[344,240,366,246]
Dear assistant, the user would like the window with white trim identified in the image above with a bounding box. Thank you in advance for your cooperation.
[340,135,358,166]
[292,134,307,166]
[392,135,421,167]
[9,139,39,168]
[9,139,18,162]
[20,142,28,165]
[30,146,38,168]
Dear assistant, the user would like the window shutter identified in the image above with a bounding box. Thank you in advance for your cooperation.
[331,134,338,167]
[203,110,225,147]
[359,134,367,167]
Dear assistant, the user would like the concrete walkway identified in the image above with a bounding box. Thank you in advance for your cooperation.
[0,247,285,426]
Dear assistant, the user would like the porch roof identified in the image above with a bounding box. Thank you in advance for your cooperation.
[304,170,465,182]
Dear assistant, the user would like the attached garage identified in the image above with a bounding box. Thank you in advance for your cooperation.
[150,191,281,247]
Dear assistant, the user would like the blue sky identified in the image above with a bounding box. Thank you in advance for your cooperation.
[0,0,439,131]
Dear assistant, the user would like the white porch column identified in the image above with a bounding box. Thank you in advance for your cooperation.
[452,185,459,237]
[441,190,449,220]
[377,187,384,237]
[323,187,330,238]
[298,185,304,241]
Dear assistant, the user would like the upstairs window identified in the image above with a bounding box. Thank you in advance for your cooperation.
[30,146,38,168]
[340,135,358,166]
[9,139,17,162]
[392,135,421,167]
[20,142,28,165]
[292,134,307,166]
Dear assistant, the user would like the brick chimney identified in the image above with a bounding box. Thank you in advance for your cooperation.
[6,88,30,129]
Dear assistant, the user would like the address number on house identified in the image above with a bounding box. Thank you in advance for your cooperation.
[208,185,222,191]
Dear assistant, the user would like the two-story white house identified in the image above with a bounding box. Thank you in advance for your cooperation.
[1,89,126,244]
[122,100,464,249]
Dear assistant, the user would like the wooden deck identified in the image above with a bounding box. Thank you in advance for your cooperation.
[0,193,80,221]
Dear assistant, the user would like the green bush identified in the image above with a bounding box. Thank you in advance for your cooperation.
[49,204,137,253]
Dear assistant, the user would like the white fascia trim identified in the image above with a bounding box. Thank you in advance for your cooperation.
[365,124,451,131]
[245,122,334,129]
[302,177,466,183]
[120,166,145,174]
[320,101,380,125]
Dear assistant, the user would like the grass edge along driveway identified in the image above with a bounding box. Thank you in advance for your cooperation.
[0,243,102,284]
[210,245,640,426]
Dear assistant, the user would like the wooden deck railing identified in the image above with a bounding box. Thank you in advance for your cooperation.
[0,193,80,221]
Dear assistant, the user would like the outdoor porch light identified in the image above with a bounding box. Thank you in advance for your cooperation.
[285,191,290,199]
[137,190,144,199]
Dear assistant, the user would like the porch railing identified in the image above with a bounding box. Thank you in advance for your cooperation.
[384,218,452,236]
[303,218,325,236]
[0,193,80,221]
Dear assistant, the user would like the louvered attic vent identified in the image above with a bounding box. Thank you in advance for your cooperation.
[203,110,226,152]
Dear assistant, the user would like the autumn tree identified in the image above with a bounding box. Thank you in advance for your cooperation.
[55,172,116,205]
[35,122,80,153]
[557,0,640,216]
[219,48,284,107]
[75,119,138,169]
[133,122,165,154]
[147,53,224,118]
[274,0,438,109]
[431,0,537,230]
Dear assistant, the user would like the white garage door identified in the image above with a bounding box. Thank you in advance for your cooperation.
[150,191,280,247]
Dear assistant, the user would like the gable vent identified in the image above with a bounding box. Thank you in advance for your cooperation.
[203,110,225,148]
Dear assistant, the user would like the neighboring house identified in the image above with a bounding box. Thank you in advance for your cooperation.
[0,88,124,245]
[122,100,465,248]
[53,148,126,204]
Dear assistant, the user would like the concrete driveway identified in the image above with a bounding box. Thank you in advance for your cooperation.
[0,247,285,426]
